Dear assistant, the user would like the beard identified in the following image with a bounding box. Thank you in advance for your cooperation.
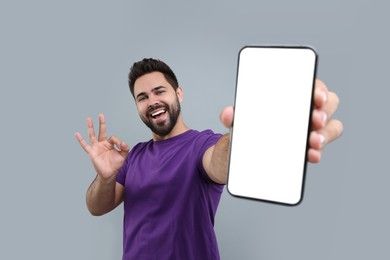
[140,96,181,137]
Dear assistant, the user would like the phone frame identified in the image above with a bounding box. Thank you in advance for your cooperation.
[227,45,318,206]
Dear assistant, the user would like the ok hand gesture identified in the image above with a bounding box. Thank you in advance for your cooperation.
[75,114,130,179]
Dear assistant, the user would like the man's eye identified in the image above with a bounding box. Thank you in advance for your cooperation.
[156,90,165,95]
[138,96,147,102]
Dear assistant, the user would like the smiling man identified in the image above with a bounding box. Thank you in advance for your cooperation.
[132,70,185,140]
[75,58,343,260]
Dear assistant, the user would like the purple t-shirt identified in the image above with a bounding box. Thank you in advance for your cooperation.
[116,129,224,260]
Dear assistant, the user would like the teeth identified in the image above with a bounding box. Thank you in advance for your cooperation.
[151,110,165,117]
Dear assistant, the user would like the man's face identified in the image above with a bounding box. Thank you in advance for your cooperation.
[133,72,182,137]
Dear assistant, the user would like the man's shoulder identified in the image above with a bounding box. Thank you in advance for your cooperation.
[192,129,222,137]
[190,129,223,149]
[129,139,153,154]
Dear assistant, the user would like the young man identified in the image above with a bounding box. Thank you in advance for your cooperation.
[75,58,343,259]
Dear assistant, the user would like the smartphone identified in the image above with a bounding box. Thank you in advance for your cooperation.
[227,46,317,206]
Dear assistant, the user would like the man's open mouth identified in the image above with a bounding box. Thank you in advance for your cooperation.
[150,109,167,119]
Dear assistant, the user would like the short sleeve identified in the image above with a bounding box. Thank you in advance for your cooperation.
[116,142,146,186]
[116,155,129,186]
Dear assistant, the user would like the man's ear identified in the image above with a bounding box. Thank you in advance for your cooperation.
[176,87,184,102]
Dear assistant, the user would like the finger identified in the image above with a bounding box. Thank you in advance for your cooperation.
[313,79,340,117]
[309,119,343,149]
[74,132,92,154]
[119,142,130,158]
[322,91,340,118]
[309,131,325,151]
[220,106,234,129]
[307,148,322,164]
[312,79,340,131]
[98,114,107,142]
[313,79,329,109]
[307,119,343,164]
[311,109,328,130]
[319,119,344,145]
[108,136,130,158]
[87,117,97,144]
[108,135,120,144]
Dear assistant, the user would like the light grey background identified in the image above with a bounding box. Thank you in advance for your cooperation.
[0,0,388,259]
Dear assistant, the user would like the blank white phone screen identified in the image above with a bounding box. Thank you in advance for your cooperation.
[227,46,317,205]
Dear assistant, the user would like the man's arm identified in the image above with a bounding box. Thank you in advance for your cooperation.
[203,133,230,184]
[203,80,343,185]
[75,114,130,215]
[202,106,234,184]
[86,177,124,216]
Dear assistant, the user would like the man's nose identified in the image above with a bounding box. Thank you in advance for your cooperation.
[148,94,159,108]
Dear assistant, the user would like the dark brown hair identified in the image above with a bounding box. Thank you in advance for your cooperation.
[128,58,179,97]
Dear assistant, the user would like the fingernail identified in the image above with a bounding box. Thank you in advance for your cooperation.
[321,111,327,125]
[322,90,327,103]
[319,134,325,144]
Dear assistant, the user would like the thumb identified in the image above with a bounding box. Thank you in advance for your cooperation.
[119,142,130,158]
[220,106,234,129]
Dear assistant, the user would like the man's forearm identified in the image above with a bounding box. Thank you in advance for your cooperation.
[86,175,117,216]
[210,133,231,184]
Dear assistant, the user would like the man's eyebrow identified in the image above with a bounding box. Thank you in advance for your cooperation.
[136,92,146,100]
[151,86,166,92]
[135,86,166,100]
